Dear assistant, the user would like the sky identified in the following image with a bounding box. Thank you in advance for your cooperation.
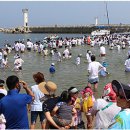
[0,1,130,28]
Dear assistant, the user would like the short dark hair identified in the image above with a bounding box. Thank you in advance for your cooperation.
[6,75,19,90]
[91,55,96,61]
[60,91,71,103]
[0,79,5,87]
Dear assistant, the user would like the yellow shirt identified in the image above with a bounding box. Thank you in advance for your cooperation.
[82,96,93,113]
[74,98,81,110]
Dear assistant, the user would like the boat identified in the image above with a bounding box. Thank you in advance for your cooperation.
[91,2,110,36]
[91,29,110,36]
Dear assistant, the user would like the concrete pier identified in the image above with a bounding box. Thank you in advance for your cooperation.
[29,24,130,34]
[1,24,130,34]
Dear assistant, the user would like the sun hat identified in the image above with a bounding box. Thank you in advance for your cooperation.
[69,87,79,94]
[38,81,57,95]
[103,83,117,102]
[0,79,5,86]
[51,63,55,66]
[88,50,92,54]
[112,80,130,101]
[81,87,93,96]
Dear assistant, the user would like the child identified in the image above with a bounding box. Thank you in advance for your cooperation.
[1,57,8,69]
[75,55,81,65]
[99,61,109,77]
[86,50,92,64]
[49,63,55,74]
[51,91,76,127]
[68,87,83,129]
[81,86,95,129]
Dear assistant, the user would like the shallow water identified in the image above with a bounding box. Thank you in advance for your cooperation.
[0,32,130,98]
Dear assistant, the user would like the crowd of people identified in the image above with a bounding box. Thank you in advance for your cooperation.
[0,72,130,129]
[0,33,130,129]
[0,33,130,72]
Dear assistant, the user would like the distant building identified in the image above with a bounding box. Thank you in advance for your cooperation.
[95,17,98,26]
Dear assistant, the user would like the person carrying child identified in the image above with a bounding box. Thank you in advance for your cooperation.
[51,91,76,127]
[68,87,84,129]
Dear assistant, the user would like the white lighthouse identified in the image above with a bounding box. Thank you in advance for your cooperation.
[22,9,29,32]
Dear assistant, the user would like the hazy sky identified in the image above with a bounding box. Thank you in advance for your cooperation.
[0,1,130,28]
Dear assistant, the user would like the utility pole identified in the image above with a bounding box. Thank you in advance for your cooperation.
[105,1,110,26]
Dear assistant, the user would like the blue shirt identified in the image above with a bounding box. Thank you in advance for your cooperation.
[109,109,130,129]
[0,89,32,129]
[49,65,55,73]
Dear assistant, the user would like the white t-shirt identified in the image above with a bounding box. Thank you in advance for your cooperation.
[63,49,70,58]
[14,43,20,51]
[100,46,106,55]
[125,59,130,69]
[40,44,43,51]
[0,89,7,96]
[14,58,24,67]
[91,98,121,129]
[76,57,80,65]
[88,61,103,79]
[20,44,26,51]
[27,41,33,48]
[86,53,91,63]
[0,52,2,60]
[1,58,8,68]
[31,85,45,111]
[58,40,63,47]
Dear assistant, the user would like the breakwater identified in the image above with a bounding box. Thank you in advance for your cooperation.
[2,24,130,34]
[29,24,130,34]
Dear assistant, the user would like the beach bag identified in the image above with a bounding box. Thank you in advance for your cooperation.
[95,102,113,129]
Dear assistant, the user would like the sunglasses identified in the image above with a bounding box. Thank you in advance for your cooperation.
[112,85,126,99]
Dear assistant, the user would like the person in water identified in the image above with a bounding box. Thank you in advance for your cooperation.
[99,61,109,77]
[49,63,55,74]
[124,55,130,72]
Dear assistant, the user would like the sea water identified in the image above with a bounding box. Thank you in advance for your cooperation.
[0,32,130,98]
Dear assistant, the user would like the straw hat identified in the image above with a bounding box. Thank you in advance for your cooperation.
[38,81,57,95]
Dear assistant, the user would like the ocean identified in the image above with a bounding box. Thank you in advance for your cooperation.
[0,32,130,98]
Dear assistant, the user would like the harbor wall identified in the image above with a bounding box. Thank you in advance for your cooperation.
[29,25,130,34]
[2,24,130,34]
